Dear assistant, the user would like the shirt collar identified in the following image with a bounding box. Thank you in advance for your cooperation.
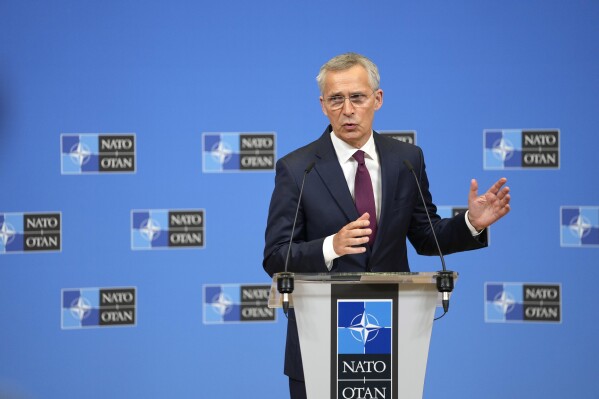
[330,130,378,163]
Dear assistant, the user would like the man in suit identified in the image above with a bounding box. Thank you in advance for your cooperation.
[263,53,511,399]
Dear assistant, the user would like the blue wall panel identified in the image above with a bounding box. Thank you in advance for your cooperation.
[1,1,598,398]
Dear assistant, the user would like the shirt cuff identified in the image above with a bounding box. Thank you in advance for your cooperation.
[323,234,341,270]
[465,210,484,236]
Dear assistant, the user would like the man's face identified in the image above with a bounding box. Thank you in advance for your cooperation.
[320,65,383,148]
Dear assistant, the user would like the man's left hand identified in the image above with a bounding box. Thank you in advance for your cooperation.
[467,177,511,231]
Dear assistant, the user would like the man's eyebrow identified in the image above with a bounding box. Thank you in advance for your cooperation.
[327,91,365,97]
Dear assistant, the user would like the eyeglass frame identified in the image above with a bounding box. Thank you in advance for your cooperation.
[323,89,378,110]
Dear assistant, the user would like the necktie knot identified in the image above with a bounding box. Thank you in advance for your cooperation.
[352,150,365,165]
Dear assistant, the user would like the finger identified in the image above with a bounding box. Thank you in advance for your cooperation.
[487,177,508,195]
[336,226,371,242]
[469,179,478,203]
[346,216,370,230]
[334,234,366,255]
[357,212,370,221]
[342,246,367,255]
[338,229,372,245]
[336,237,369,255]
[494,198,511,218]
[495,203,511,218]
[496,186,510,200]
[348,236,370,247]
[346,228,372,238]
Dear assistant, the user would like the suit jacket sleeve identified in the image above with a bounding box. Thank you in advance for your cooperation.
[406,146,487,256]
[263,157,329,277]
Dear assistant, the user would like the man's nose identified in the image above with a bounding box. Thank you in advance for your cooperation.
[342,97,355,114]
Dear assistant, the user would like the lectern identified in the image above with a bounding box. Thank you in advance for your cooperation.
[269,272,457,399]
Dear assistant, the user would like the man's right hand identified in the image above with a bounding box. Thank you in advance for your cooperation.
[332,213,372,256]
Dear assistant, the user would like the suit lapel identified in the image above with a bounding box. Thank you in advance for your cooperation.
[371,132,402,253]
[313,127,359,223]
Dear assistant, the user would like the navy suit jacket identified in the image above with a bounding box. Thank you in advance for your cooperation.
[263,125,487,380]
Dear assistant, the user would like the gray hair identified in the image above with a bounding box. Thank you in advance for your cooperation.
[316,53,380,95]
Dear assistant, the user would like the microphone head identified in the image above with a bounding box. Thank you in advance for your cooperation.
[403,159,414,171]
[305,161,316,174]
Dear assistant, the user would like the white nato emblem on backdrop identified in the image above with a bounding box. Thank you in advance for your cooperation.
[210,292,234,316]
[210,140,233,165]
[569,215,592,239]
[69,296,93,321]
[492,290,516,315]
[0,222,16,246]
[69,142,92,166]
[491,137,515,162]
[560,206,599,247]
[139,218,162,242]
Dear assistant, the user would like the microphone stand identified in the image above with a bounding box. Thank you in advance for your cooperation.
[403,160,454,317]
[278,162,315,317]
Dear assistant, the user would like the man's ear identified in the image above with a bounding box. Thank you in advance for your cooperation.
[374,89,384,111]
[320,96,328,116]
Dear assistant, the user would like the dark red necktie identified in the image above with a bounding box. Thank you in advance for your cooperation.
[352,150,377,246]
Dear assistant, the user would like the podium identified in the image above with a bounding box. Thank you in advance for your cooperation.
[269,272,457,399]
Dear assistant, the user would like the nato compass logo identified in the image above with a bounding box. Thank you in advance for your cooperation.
[203,284,275,324]
[483,129,559,169]
[0,212,61,254]
[202,132,276,172]
[485,283,561,323]
[131,209,205,250]
[337,300,392,399]
[62,287,136,329]
[379,130,417,145]
[561,206,599,247]
[61,133,136,174]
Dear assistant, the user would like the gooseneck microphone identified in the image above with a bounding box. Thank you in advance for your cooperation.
[278,161,316,317]
[403,159,454,317]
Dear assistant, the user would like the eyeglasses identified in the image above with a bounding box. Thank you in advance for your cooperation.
[324,90,376,110]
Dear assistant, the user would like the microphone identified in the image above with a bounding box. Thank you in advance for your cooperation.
[278,161,316,316]
[403,159,454,316]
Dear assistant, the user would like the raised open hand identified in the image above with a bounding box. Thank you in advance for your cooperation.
[467,178,511,231]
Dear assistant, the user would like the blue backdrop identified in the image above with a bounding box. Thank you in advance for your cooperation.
[1,0,598,398]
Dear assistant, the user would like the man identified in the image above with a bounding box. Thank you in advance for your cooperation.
[263,53,510,398]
